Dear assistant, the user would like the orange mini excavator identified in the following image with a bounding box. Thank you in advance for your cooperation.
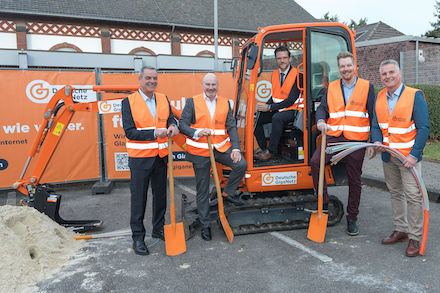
[182,22,358,235]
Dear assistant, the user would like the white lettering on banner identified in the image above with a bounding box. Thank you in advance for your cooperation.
[262,172,297,186]
[169,97,187,110]
[98,99,122,114]
[256,80,272,102]
[26,80,97,104]
[112,115,123,128]
[2,122,84,134]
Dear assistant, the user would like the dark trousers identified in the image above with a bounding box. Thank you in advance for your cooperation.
[254,110,296,154]
[189,148,247,228]
[129,156,167,241]
[311,135,366,221]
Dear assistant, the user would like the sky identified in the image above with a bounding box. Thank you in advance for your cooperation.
[295,0,437,36]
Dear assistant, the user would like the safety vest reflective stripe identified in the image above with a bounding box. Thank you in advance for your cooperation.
[193,128,226,135]
[388,123,416,134]
[329,111,369,119]
[126,142,169,149]
[328,125,370,132]
[186,137,230,149]
[136,126,156,130]
[378,123,388,129]
[383,137,389,143]
[389,140,415,149]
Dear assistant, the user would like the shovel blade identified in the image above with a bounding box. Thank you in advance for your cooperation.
[219,214,234,243]
[307,212,328,243]
[164,222,186,256]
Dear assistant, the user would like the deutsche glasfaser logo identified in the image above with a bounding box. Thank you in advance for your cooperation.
[26,80,51,103]
[256,80,272,102]
[98,101,112,113]
[25,80,97,104]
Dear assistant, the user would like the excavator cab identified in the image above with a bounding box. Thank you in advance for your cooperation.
[185,23,357,235]
[233,23,355,192]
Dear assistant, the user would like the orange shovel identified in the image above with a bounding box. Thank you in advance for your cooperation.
[207,135,234,243]
[307,132,328,242]
[164,135,186,256]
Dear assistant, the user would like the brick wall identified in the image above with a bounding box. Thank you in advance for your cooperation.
[356,41,410,87]
[356,40,440,87]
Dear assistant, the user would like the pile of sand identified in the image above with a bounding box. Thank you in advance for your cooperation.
[0,205,83,293]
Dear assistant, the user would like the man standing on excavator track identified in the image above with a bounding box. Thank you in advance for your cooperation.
[310,51,375,237]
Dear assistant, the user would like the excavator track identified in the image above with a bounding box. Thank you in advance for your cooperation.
[224,193,343,235]
[181,191,344,236]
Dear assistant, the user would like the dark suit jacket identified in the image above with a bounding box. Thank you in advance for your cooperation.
[179,96,240,164]
[121,91,176,170]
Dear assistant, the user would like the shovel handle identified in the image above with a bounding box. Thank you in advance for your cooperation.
[207,136,222,199]
[318,132,326,214]
[168,135,176,225]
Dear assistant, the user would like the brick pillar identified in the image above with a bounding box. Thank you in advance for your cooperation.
[171,35,181,56]
[15,21,27,50]
[101,28,111,53]
[232,39,240,57]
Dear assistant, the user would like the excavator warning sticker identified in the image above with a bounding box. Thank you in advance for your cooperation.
[262,172,297,186]
[52,122,65,136]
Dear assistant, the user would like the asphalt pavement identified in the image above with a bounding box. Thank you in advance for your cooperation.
[1,156,439,293]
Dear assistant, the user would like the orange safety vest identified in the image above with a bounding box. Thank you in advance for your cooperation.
[375,86,420,157]
[271,67,304,111]
[186,94,232,157]
[326,78,370,140]
[125,91,169,158]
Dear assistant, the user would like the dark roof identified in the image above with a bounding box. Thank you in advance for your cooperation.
[0,0,316,33]
[354,21,404,42]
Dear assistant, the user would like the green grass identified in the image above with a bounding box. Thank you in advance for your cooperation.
[424,141,440,161]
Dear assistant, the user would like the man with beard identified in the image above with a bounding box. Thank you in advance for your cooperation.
[308,52,375,236]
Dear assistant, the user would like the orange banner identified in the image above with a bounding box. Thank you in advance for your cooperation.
[0,70,99,189]
[100,72,235,180]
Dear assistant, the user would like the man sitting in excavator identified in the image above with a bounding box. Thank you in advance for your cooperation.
[254,45,304,161]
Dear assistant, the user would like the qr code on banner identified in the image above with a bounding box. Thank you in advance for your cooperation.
[115,152,129,171]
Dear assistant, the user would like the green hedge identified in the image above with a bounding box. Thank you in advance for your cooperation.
[374,84,440,139]
[412,84,440,139]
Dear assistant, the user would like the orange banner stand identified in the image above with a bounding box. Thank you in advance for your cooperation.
[0,70,99,189]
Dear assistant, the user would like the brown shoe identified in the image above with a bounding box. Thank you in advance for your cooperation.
[256,150,275,161]
[405,239,420,257]
[381,231,409,245]
[253,148,264,156]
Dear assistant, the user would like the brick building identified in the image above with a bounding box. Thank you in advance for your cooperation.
[0,0,315,60]
[355,22,440,86]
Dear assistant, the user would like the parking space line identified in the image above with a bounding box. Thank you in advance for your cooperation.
[270,232,333,263]
[175,183,197,196]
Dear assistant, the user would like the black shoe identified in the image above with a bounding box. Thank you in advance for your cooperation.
[224,195,244,206]
[347,219,359,236]
[133,240,149,255]
[152,229,165,241]
[304,201,328,213]
[201,227,212,241]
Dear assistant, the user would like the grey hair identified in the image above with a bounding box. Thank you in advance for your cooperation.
[379,59,400,73]
[202,72,218,83]
[139,66,157,77]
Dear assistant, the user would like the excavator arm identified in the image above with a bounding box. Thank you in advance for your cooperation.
[13,85,184,196]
